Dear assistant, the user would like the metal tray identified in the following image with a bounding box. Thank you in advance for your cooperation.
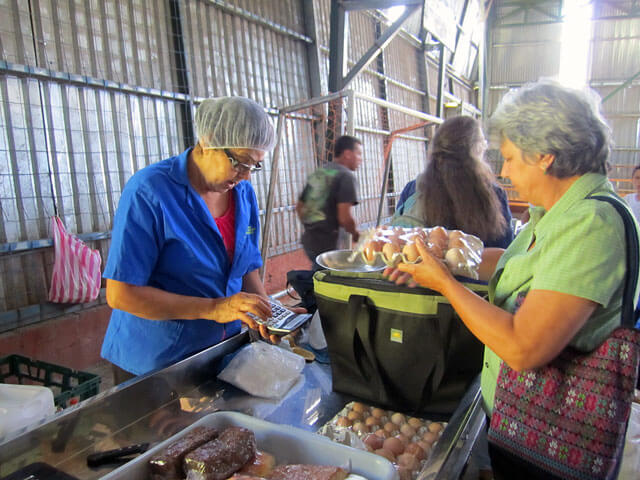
[101,411,399,480]
[317,249,386,272]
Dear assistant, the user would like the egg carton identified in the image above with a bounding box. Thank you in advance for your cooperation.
[318,401,447,480]
[353,226,484,279]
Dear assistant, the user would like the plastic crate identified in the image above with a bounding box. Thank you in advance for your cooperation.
[0,354,101,408]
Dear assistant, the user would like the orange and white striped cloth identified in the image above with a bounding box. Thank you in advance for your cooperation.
[48,216,102,303]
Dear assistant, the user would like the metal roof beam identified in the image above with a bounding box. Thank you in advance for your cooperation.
[602,69,640,104]
[339,0,422,11]
[342,4,420,88]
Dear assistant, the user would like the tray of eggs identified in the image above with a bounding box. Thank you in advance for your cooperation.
[355,226,483,279]
[317,401,446,480]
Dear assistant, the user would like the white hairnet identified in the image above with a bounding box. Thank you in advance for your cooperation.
[195,96,276,152]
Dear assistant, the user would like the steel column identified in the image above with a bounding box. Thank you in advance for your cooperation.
[260,113,287,279]
[436,43,446,118]
[342,5,420,87]
[168,0,194,149]
[328,0,348,93]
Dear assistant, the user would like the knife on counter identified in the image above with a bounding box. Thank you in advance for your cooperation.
[86,442,150,468]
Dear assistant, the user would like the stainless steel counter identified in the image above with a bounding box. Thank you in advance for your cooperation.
[0,330,484,479]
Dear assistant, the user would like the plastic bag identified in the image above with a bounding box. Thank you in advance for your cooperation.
[218,341,305,399]
[48,216,102,303]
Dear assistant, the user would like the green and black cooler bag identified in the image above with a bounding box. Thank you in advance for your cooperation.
[314,270,486,414]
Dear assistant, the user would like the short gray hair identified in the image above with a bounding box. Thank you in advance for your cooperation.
[490,80,611,177]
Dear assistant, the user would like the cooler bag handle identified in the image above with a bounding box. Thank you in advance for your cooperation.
[347,294,450,411]
[415,315,448,412]
[348,294,389,404]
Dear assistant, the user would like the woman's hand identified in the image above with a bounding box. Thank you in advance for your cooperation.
[256,305,308,345]
[209,292,282,344]
[207,292,272,327]
[387,237,455,293]
[382,266,417,287]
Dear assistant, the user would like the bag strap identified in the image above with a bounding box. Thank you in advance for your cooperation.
[411,316,448,415]
[347,295,389,404]
[588,195,640,328]
[347,294,449,411]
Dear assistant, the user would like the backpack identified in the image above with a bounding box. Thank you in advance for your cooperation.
[299,167,339,225]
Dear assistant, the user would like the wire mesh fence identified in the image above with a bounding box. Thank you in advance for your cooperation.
[0,0,485,319]
[259,91,442,277]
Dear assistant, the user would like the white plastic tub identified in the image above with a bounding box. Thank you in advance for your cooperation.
[0,383,55,438]
[102,411,399,480]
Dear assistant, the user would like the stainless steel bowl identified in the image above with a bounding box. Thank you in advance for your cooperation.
[316,249,386,272]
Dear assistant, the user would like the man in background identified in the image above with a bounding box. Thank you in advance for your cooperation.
[296,135,362,270]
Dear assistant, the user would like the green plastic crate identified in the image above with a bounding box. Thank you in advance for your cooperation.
[0,354,101,408]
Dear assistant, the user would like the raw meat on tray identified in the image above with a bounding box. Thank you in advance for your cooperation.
[149,426,220,480]
[184,427,257,480]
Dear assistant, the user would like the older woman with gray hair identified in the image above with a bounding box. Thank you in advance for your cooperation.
[385,80,637,478]
[101,97,291,383]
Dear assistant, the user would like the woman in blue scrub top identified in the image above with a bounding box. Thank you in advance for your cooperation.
[101,97,288,383]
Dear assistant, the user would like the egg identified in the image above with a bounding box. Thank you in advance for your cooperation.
[383,436,405,456]
[422,431,438,444]
[382,242,401,262]
[347,410,362,421]
[448,229,464,240]
[417,440,432,455]
[374,448,396,463]
[391,412,406,426]
[395,433,410,447]
[402,242,420,262]
[352,421,369,434]
[407,417,423,429]
[371,407,386,419]
[365,416,381,427]
[444,247,466,269]
[362,241,377,262]
[336,416,352,427]
[375,428,391,439]
[429,226,448,247]
[363,433,384,450]
[352,402,368,413]
[428,421,444,433]
[397,452,420,470]
[448,236,468,251]
[405,442,426,460]
[383,422,396,433]
[399,423,416,438]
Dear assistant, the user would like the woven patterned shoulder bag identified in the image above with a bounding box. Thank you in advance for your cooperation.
[487,195,640,480]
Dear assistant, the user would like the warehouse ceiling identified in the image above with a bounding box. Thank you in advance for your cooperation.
[328,0,483,117]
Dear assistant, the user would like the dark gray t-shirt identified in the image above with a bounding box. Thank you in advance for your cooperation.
[299,161,358,253]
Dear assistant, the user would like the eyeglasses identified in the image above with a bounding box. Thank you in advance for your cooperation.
[223,148,262,173]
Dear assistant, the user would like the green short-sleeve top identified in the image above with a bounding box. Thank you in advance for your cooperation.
[481,173,629,413]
